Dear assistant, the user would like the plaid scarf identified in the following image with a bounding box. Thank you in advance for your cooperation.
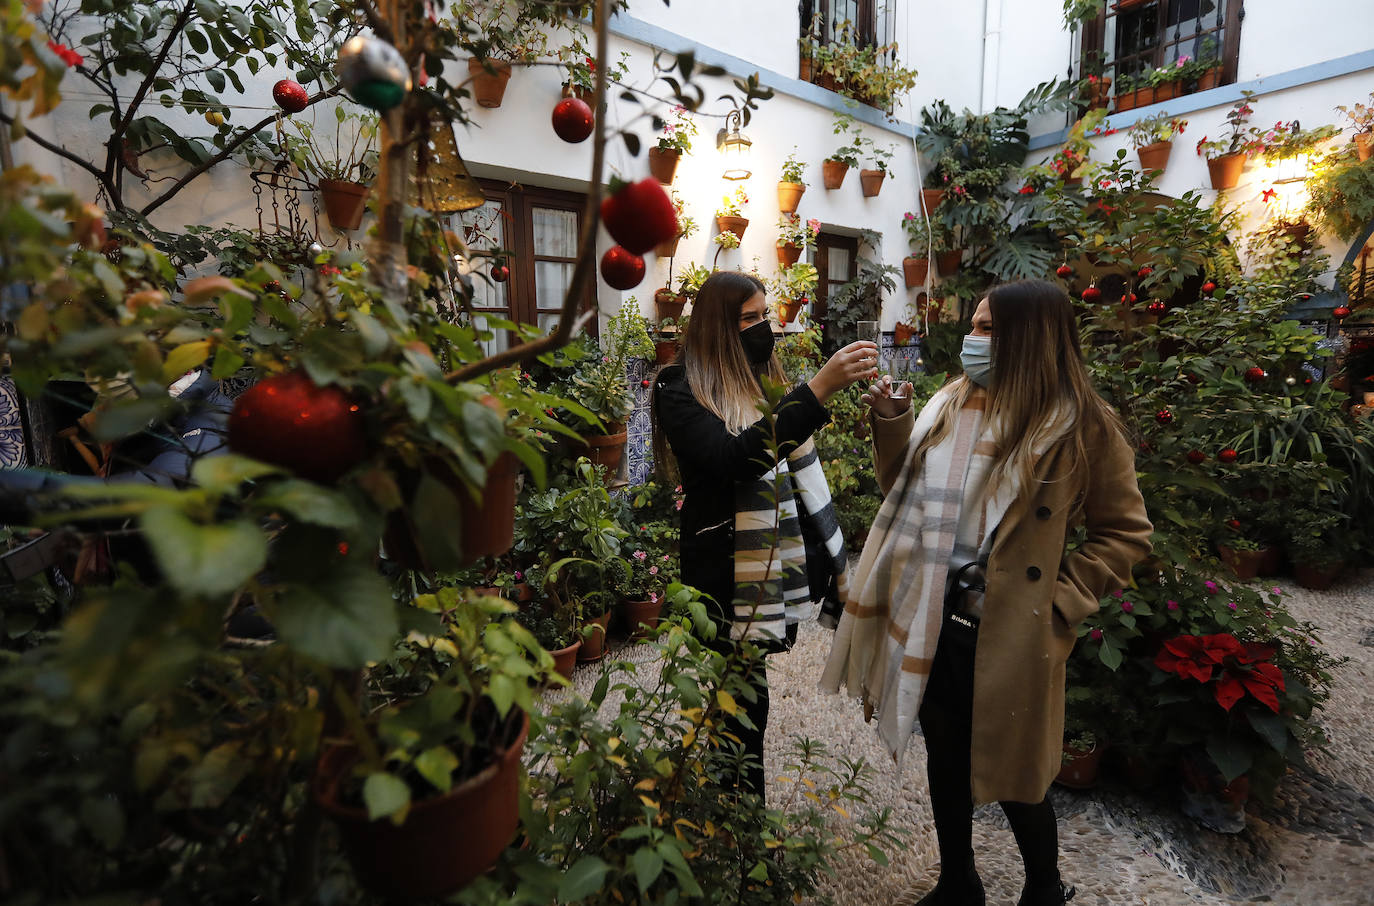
[732,438,848,644]
[820,387,1010,761]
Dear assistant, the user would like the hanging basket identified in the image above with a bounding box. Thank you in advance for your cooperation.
[776,242,803,266]
[858,168,886,197]
[319,179,369,231]
[902,256,930,289]
[648,147,681,185]
[777,180,805,213]
[1206,152,1246,190]
[821,160,849,190]
[1136,140,1173,173]
[467,58,512,108]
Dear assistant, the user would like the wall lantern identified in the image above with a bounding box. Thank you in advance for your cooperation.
[717,109,752,181]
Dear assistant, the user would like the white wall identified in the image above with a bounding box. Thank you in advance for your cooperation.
[1238,0,1374,79]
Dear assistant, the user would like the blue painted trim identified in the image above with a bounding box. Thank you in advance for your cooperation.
[607,13,919,139]
[1030,48,1374,151]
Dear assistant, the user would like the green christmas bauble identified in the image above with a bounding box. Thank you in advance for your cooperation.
[336,35,411,111]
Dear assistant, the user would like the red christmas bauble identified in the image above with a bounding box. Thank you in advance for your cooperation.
[1055,264,1073,278]
[1186,449,1206,464]
[1245,366,1266,382]
[1218,447,1239,463]
[228,370,367,483]
[490,263,509,283]
[1226,518,1242,530]
[1147,299,1167,313]
[1082,286,1102,302]
[1333,306,1352,319]
[1201,280,1218,293]
[1155,408,1173,424]
[600,245,645,290]
[551,97,594,143]
[600,178,678,254]
[1137,265,1154,277]
[272,79,309,113]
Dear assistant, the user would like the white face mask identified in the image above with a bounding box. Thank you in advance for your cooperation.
[961,334,993,387]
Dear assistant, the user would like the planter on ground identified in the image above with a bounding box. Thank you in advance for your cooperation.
[1292,560,1342,590]
[467,58,512,108]
[576,422,628,475]
[1054,742,1104,789]
[1216,544,1278,580]
[549,639,582,681]
[578,610,613,662]
[621,597,663,639]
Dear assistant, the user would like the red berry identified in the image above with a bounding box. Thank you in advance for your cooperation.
[1333,306,1352,319]
[1147,299,1167,313]
[1218,448,1238,463]
[1155,408,1173,424]
[490,263,509,283]
[600,245,645,290]
[1082,286,1102,302]
[228,370,367,483]
[1186,449,1206,463]
[1137,265,1154,277]
[551,97,594,143]
[272,79,309,113]
[600,178,678,254]
[1245,366,1266,382]
[1055,264,1073,278]
[1129,292,1138,304]
[1201,280,1217,293]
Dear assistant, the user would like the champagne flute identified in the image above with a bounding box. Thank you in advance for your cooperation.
[888,356,910,400]
[856,320,880,370]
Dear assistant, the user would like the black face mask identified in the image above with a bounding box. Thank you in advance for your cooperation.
[739,320,775,366]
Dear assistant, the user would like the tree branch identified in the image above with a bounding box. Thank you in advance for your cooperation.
[138,85,343,218]
[106,0,199,185]
[0,110,112,189]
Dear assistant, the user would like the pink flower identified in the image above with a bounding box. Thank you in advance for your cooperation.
[1167,600,1179,611]
[1087,74,1099,83]
[1121,601,1134,613]
[951,185,967,196]
[903,212,916,221]
[1271,587,1282,595]
[633,550,647,561]
[514,570,524,580]
[1111,590,1123,598]
[1090,629,1104,640]
[1204,580,1219,594]
[649,566,659,575]
[1228,601,1238,611]
[675,500,683,511]
[649,591,659,603]
[662,554,670,561]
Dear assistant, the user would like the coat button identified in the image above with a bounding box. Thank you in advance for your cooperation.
[1026,566,1042,580]
[1036,506,1051,520]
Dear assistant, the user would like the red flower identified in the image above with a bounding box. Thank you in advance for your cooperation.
[1156,633,1285,713]
[1018,185,1035,195]
[47,40,83,68]
[1213,662,1284,712]
[1260,187,1277,203]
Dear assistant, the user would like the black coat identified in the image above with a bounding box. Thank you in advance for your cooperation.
[652,364,831,638]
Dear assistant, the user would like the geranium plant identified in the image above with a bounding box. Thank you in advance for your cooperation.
[781,148,807,185]
[716,185,749,217]
[1196,91,1264,160]
[777,214,820,249]
[1129,111,1187,148]
[655,104,698,154]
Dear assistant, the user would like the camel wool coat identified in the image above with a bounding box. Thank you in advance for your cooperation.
[870,402,1152,805]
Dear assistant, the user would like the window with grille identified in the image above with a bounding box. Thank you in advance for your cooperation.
[1078,0,1242,108]
[797,0,900,93]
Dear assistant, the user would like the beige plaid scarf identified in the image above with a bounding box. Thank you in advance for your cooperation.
[820,386,1024,762]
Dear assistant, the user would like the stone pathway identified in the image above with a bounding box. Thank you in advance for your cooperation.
[562,568,1374,905]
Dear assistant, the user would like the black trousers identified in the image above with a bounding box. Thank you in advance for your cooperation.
[917,619,1062,891]
[710,622,796,800]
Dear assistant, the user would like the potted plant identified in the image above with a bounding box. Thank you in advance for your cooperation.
[561,303,654,473]
[1129,111,1187,173]
[804,15,918,111]
[654,190,696,259]
[715,185,749,238]
[1305,145,1374,242]
[1283,507,1347,590]
[823,113,864,189]
[859,142,893,197]
[649,104,696,185]
[778,147,808,213]
[900,212,931,288]
[776,214,820,267]
[711,228,741,268]
[1214,533,1277,581]
[1336,91,1374,161]
[609,535,675,639]
[457,0,554,108]
[653,313,687,365]
[773,261,819,325]
[1196,92,1263,189]
[314,589,550,899]
[677,262,712,301]
[515,596,582,680]
[285,109,379,232]
[1055,729,1104,789]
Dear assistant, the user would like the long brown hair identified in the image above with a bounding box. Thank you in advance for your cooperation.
[912,279,1120,506]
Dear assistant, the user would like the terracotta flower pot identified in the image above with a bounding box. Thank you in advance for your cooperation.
[653,338,679,366]
[821,159,849,190]
[319,179,369,232]
[1292,560,1342,590]
[1216,544,1275,580]
[621,597,663,639]
[549,639,582,681]
[920,187,945,213]
[457,451,518,561]
[777,297,805,325]
[648,147,681,185]
[1179,753,1250,834]
[1196,67,1222,91]
[716,214,748,239]
[935,249,963,277]
[467,58,512,108]
[1206,152,1245,190]
[1151,80,1180,102]
[858,168,886,197]
[654,234,681,259]
[776,242,802,266]
[1136,140,1173,173]
[314,714,528,899]
[777,180,805,213]
[902,256,929,288]
[1356,132,1373,162]
[893,321,917,346]
[1055,742,1104,789]
[577,423,627,474]
[578,610,613,662]
[653,288,686,322]
[561,82,595,103]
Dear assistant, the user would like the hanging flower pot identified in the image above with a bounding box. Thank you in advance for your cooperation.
[315,713,528,899]
[577,421,628,474]
[777,296,805,325]
[560,82,595,103]
[777,180,805,213]
[653,338,679,366]
[1206,152,1246,190]
[457,451,518,561]
[821,159,849,190]
[935,248,963,277]
[578,609,613,662]
[920,187,945,213]
[776,242,802,266]
[647,147,681,185]
[654,234,681,258]
[319,179,370,231]
[1136,140,1173,173]
[1356,132,1373,162]
[653,288,687,322]
[858,168,886,197]
[621,597,663,640]
[1054,741,1104,789]
[893,321,917,346]
[902,256,930,288]
[467,58,512,108]
[716,214,749,239]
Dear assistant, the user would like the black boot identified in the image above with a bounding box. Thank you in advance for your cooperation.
[1016,879,1076,906]
[914,863,985,906]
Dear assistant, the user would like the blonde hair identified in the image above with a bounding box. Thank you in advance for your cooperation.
[912,279,1121,509]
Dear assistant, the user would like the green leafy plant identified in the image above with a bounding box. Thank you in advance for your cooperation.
[284,107,379,183]
[1195,92,1263,160]
[868,141,895,173]
[655,104,698,154]
[561,303,654,429]
[776,214,820,249]
[677,262,712,298]
[826,113,867,168]
[781,147,807,185]
[1129,111,1188,148]
[1062,0,1104,28]
[800,15,917,110]
[1306,151,1374,241]
[772,261,819,302]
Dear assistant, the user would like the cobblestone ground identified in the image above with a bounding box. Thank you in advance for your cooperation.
[562,568,1374,906]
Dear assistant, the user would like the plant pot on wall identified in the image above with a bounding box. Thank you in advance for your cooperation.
[935,249,963,277]
[319,179,369,231]
[467,58,512,108]
[1206,152,1246,190]
[858,169,886,197]
[653,288,687,322]
[653,338,679,366]
[654,234,681,258]
[777,297,805,325]
[821,160,849,190]
[716,215,749,239]
[1136,140,1173,173]
[902,256,929,288]
[894,321,917,346]
[777,180,805,213]
[920,188,945,213]
[648,147,681,185]
[776,242,802,266]
[314,714,528,900]
[561,82,595,103]
[1356,132,1373,162]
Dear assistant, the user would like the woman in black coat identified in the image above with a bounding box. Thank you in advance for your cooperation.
[651,270,875,796]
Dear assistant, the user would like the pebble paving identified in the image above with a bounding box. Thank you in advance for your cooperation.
[559,568,1374,905]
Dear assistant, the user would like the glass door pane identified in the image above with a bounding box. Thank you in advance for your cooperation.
[456,200,510,356]
[531,206,580,329]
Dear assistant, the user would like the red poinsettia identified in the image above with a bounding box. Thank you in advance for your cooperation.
[1155,632,1285,713]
